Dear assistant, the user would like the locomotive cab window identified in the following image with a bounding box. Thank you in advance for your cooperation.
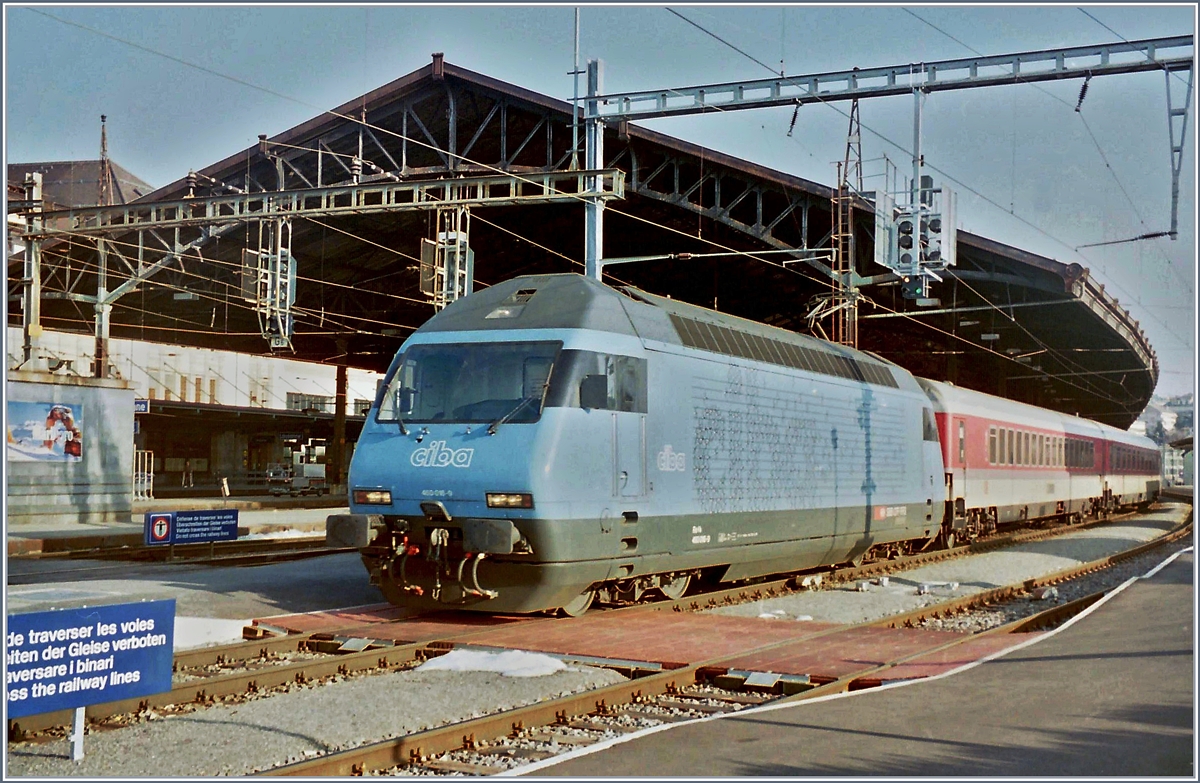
[376,340,562,424]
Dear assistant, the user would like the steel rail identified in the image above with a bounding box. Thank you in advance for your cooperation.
[6,505,1179,741]
[12,533,328,558]
[650,508,1145,616]
[258,514,1191,776]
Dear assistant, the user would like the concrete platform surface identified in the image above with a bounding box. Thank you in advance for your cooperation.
[525,550,1195,778]
[6,500,348,554]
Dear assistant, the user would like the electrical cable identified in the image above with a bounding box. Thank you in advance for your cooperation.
[23,6,1188,392]
[666,7,1195,358]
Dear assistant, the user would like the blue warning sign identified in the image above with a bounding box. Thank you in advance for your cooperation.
[143,509,238,545]
[6,600,175,719]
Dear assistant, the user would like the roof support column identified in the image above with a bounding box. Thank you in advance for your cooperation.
[20,173,43,368]
[585,59,605,280]
[94,237,110,378]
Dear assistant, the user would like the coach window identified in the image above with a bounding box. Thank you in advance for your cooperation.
[957,421,966,463]
[988,428,997,464]
[1006,429,1014,465]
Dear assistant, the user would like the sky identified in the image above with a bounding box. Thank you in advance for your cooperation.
[3,3,1196,400]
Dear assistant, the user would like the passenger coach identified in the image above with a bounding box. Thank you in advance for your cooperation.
[920,379,1161,544]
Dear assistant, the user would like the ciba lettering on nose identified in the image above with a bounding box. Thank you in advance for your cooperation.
[411,441,474,468]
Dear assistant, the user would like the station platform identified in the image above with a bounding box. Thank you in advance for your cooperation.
[6,495,347,555]
[524,549,1195,777]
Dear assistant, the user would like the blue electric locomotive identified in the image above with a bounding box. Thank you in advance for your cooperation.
[342,273,945,615]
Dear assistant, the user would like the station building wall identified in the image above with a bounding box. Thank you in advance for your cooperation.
[6,370,134,525]
[6,327,382,414]
[8,328,383,488]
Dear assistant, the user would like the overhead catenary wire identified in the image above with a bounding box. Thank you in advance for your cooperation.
[15,7,902,313]
[892,10,1192,299]
[664,7,1194,359]
[894,9,1178,390]
[36,246,424,343]
[658,9,1171,406]
[903,8,1193,298]
[24,7,1188,383]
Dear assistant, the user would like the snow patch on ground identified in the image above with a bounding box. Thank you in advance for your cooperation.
[416,648,571,677]
[240,529,324,541]
[173,616,250,650]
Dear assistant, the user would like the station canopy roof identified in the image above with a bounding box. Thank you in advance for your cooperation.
[11,55,1157,429]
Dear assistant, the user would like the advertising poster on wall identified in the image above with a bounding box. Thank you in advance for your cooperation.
[6,401,84,462]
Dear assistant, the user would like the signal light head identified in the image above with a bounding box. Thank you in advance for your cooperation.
[898,220,914,235]
[899,235,914,250]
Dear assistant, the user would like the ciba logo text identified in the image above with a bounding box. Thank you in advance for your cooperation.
[410,441,474,468]
[657,445,686,472]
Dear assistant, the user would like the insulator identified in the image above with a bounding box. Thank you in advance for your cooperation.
[1074,78,1090,113]
[786,102,800,137]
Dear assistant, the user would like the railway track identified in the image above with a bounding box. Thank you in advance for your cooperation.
[7,536,351,584]
[259,513,1193,776]
[8,505,1188,748]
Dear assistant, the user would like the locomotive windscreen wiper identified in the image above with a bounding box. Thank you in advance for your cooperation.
[488,363,555,435]
[486,396,537,435]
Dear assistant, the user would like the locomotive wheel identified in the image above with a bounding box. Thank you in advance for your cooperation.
[657,574,691,601]
[558,590,595,618]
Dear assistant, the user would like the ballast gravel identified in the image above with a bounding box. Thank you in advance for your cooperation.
[710,507,1189,625]
[6,504,1188,777]
[5,664,626,777]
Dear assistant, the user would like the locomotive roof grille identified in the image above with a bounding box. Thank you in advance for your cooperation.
[668,313,899,389]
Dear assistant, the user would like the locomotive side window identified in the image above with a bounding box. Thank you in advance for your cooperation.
[544,350,647,414]
[922,409,939,442]
[957,420,966,463]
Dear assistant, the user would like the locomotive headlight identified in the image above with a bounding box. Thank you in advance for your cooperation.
[354,489,393,505]
[486,492,534,509]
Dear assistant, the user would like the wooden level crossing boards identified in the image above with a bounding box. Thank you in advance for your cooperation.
[718,625,1003,682]
[247,604,410,634]
[246,607,530,639]
[247,603,1035,688]
[457,611,842,663]
[869,632,1045,682]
